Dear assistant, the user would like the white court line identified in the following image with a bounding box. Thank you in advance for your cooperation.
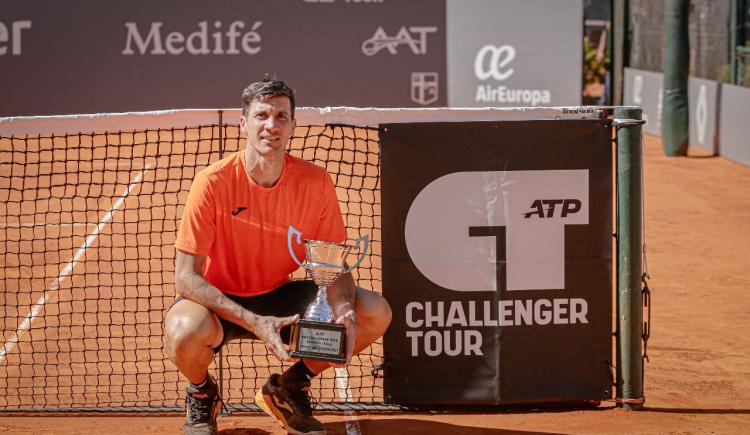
[30,161,142,170]
[0,222,94,228]
[334,367,362,435]
[0,165,151,363]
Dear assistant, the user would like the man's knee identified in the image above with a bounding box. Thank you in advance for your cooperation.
[163,303,222,361]
[356,289,392,338]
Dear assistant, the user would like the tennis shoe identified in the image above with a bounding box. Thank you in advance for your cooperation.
[255,373,325,435]
[183,374,221,435]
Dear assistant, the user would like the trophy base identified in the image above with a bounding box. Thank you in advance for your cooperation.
[289,320,347,363]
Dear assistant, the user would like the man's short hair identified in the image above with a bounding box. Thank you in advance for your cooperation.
[242,79,296,119]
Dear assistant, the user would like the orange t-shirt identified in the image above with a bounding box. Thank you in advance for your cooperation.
[175,151,347,297]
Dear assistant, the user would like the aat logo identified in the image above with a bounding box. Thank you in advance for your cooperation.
[404,170,589,292]
[361,26,437,56]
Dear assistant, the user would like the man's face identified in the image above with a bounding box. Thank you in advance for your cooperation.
[240,95,295,157]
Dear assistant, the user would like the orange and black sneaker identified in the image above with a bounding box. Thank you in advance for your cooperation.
[183,374,221,435]
[255,373,325,435]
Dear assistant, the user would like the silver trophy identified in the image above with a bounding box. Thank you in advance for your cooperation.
[287,225,369,362]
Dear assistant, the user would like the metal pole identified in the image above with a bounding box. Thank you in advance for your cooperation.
[216,108,230,415]
[612,0,629,105]
[615,107,644,410]
[732,0,741,85]
[742,0,748,86]
[218,109,225,160]
[661,0,690,156]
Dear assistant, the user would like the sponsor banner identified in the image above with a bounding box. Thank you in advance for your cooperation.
[623,68,663,136]
[719,84,750,167]
[688,77,719,154]
[446,0,583,107]
[0,0,445,116]
[381,120,612,405]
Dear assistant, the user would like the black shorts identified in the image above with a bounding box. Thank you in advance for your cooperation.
[170,280,318,353]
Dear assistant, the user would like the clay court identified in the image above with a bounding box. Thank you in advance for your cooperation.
[1,127,749,433]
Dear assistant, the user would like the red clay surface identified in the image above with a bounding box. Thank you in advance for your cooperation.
[2,134,750,433]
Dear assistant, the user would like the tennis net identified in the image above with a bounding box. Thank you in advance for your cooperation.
[0,107,599,412]
[0,109,384,412]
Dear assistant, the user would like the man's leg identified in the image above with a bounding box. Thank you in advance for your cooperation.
[164,298,224,383]
[164,298,224,435]
[303,287,392,375]
[257,287,392,435]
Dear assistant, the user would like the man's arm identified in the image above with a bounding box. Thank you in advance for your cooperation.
[175,249,297,360]
[326,271,358,366]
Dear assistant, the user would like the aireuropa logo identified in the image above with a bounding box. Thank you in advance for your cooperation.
[122,21,262,55]
[0,21,32,56]
[472,44,551,106]
[361,26,437,56]
[404,170,588,292]
[474,45,515,81]
[411,72,438,105]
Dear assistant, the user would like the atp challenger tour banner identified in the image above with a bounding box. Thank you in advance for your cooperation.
[381,120,612,405]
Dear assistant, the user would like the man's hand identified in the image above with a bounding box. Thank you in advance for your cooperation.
[247,313,299,362]
[332,310,357,368]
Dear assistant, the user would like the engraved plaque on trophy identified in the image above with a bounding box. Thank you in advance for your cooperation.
[287,226,369,363]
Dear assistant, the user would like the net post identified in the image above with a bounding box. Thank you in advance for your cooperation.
[612,0,630,106]
[216,108,231,415]
[614,107,644,410]
[217,351,230,416]
[218,109,225,159]
[731,0,748,85]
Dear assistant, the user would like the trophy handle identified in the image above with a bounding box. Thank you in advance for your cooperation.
[343,234,370,274]
[287,225,305,267]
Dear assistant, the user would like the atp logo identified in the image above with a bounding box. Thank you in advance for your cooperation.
[404,170,589,292]
[361,26,437,56]
[474,45,516,81]
[523,199,581,218]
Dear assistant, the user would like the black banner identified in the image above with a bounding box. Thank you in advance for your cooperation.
[381,120,613,405]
